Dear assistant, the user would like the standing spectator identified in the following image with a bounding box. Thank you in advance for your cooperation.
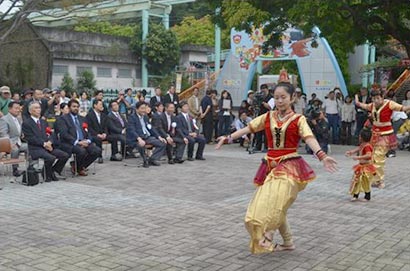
[115,90,130,117]
[402,89,410,107]
[254,84,273,151]
[308,110,330,154]
[355,87,371,136]
[59,100,101,176]
[125,88,136,114]
[11,92,20,103]
[308,93,317,106]
[239,100,251,117]
[71,91,80,101]
[106,101,127,161]
[0,86,12,117]
[79,91,91,117]
[22,102,69,182]
[293,88,306,114]
[150,87,163,112]
[340,96,356,145]
[59,90,70,104]
[177,101,206,161]
[246,90,255,116]
[86,99,107,164]
[323,90,341,144]
[218,90,233,136]
[211,89,219,142]
[23,89,49,120]
[0,101,27,176]
[187,87,201,123]
[200,89,213,143]
[42,88,58,118]
[126,102,166,168]
[22,89,33,102]
[163,85,179,113]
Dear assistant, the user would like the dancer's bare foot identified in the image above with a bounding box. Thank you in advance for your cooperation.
[274,243,296,252]
[258,232,274,249]
[350,197,358,202]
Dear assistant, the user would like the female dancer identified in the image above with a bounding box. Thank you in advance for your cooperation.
[355,90,410,188]
[216,82,337,254]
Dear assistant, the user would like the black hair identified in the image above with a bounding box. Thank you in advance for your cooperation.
[8,101,19,108]
[206,89,212,96]
[135,101,146,109]
[273,82,295,97]
[360,128,372,143]
[155,102,164,108]
[68,99,79,107]
[165,102,174,109]
[260,84,268,90]
[179,101,188,107]
[94,89,103,96]
[109,100,118,108]
[370,89,382,97]
[80,91,88,97]
[92,98,102,107]
[405,89,410,99]
[60,102,68,110]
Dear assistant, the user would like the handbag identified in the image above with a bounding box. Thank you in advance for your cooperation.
[21,165,40,186]
[253,158,268,186]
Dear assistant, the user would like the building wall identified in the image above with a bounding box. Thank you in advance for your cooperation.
[51,59,141,90]
[0,23,51,90]
[348,45,366,85]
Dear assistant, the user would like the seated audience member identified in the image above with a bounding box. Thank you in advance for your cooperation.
[59,99,101,176]
[176,101,206,161]
[307,110,330,154]
[22,89,49,120]
[0,101,27,176]
[152,102,186,164]
[126,102,166,168]
[106,101,127,161]
[234,111,254,148]
[86,99,107,163]
[22,102,69,182]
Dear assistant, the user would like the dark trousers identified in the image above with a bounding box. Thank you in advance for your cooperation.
[107,134,126,156]
[187,134,206,159]
[136,136,166,162]
[327,113,340,144]
[72,143,101,170]
[30,148,69,178]
[93,138,104,158]
[166,137,185,160]
[218,115,232,137]
[254,131,267,151]
[341,121,353,145]
[355,113,367,136]
[202,114,213,143]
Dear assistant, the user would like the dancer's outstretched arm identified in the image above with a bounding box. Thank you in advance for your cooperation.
[305,137,338,173]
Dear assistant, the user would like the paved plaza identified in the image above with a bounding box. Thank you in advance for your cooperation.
[1,144,410,271]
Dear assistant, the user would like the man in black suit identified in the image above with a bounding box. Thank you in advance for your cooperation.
[59,99,101,176]
[162,85,179,113]
[152,102,185,164]
[22,101,69,182]
[150,87,163,112]
[355,87,371,137]
[22,89,50,120]
[176,101,206,161]
[126,102,166,168]
[106,101,127,161]
[86,99,106,163]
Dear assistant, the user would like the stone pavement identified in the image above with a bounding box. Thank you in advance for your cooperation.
[1,144,410,271]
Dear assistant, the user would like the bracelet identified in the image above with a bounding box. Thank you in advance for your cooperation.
[315,149,327,161]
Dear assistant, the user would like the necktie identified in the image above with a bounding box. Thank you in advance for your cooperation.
[170,94,173,102]
[74,116,84,140]
[36,120,41,130]
[185,114,192,132]
[116,112,124,127]
[166,114,171,131]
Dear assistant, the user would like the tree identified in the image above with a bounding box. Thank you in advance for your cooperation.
[130,23,180,76]
[169,1,213,27]
[172,15,230,48]
[74,21,136,37]
[61,73,75,93]
[77,70,96,91]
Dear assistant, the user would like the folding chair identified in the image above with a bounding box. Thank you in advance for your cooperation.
[0,137,27,188]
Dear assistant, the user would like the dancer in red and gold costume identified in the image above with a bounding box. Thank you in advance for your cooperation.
[355,90,410,188]
[345,129,376,201]
[216,83,337,254]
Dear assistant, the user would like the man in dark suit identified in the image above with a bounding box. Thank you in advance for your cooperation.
[150,87,163,112]
[126,102,166,168]
[59,99,101,176]
[106,101,127,161]
[355,87,372,136]
[162,85,179,113]
[22,89,49,120]
[176,101,206,161]
[152,102,185,164]
[86,99,106,163]
[22,101,69,182]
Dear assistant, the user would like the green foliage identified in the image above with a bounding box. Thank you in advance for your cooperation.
[2,58,34,90]
[74,21,136,37]
[61,73,75,94]
[360,57,401,73]
[77,70,96,91]
[130,23,180,76]
[169,2,214,27]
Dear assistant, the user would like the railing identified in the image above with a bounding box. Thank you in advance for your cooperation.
[178,70,220,101]
[207,49,230,63]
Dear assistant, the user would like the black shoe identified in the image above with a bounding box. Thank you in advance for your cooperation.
[149,160,161,166]
[13,169,23,177]
[51,173,60,181]
[195,157,206,161]
[168,160,175,164]
[98,157,104,164]
[45,178,53,182]
[110,156,122,161]
[173,159,185,164]
[187,157,195,161]
[142,161,150,168]
[54,171,66,180]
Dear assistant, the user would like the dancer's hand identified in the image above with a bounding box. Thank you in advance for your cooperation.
[215,136,226,150]
[322,156,337,173]
[345,151,351,157]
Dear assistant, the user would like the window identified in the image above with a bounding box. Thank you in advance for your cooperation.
[97,67,112,78]
[76,66,92,76]
[118,68,132,78]
[53,65,68,75]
